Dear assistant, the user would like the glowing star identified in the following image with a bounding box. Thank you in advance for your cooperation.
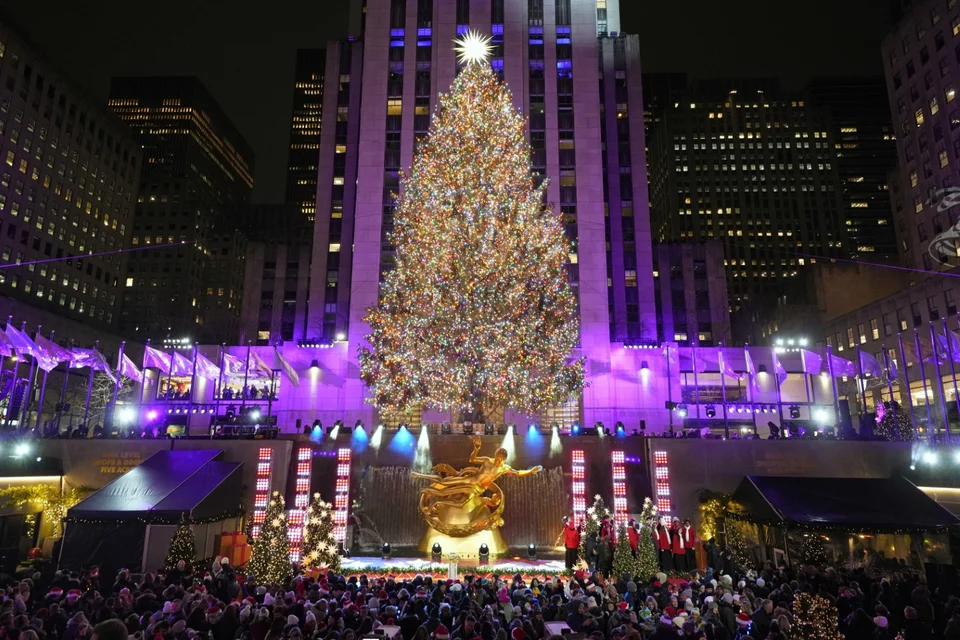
[454,30,493,66]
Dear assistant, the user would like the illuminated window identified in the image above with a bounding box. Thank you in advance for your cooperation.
[335,144,347,154]
[333,176,344,185]
[931,97,940,115]
[941,149,950,167]
[125,277,134,287]
[916,108,925,126]
[948,87,956,102]
[387,99,402,116]
[329,243,341,252]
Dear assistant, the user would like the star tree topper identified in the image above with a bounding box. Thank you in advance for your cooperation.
[454,30,493,65]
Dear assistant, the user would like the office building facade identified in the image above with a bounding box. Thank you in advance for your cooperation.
[652,242,731,347]
[0,20,141,334]
[304,0,661,425]
[881,0,960,272]
[286,49,325,221]
[108,77,254,344]
[806,78,899,260]
[647,78,847,320]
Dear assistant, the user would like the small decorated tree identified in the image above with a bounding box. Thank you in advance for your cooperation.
[789,593,843,640]
[579,495,612,565]
[800,532,828,566]
[164,516,196,569]
[875,401,915,441]
[301,493,340,572]
[635,498,660,580]
[247,491,291,584]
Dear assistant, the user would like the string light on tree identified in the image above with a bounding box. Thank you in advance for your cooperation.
[247,491,291,584]
[359,39,584,422]
[300,493,341,573]
[164,516,197,570]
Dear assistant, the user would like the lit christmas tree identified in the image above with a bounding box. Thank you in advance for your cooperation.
[358,32,584,423]
[875,401,915,441]
[580,495,612,564]
[247,491,291,584]
[636,497,660,579]
[790,593,843,640]
[800,532,828,566]
[300,493,340,572]
[164,516,196,570]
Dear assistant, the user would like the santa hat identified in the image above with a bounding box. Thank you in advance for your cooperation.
[195,585,207,594]
[47,588,63,600]
[66,589,82,602]
[208,606,221,616]
[434,624,450,640]
[244,597,256,606]
[511,629,524,640]
[450,583,462,593]
[736,613,751,627]
[416,589,427,598]
[618,601,628,611]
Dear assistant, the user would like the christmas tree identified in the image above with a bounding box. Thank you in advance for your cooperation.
[247,491,291,584]
[875,401,915,441]
[301,493,340,572]
[164,517,196,570]
[789,593,843,640]
[635,497,660,580]
[580,495,612,563]
[358,32,584,423]
[800,533,828,566]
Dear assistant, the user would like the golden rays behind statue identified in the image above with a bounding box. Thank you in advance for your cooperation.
[412,435,542,547]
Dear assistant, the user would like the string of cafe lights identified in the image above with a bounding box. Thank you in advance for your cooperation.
[0,240,197,269]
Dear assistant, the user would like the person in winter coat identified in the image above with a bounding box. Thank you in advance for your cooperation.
[681,518,698,572]
[627,520,640,558]
[584,533,599,573]
[670,518,687,573]
[654,522,672,572]
[563,517,581,570]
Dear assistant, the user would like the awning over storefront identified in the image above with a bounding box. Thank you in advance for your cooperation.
[732,475,960,533]
[66,449,242,521]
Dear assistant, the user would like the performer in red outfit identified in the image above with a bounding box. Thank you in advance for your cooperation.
[654,519,672,571]
[627,518,640,557]
[670,516,686,573]
[681,517,698,572]
[562,516,581,570]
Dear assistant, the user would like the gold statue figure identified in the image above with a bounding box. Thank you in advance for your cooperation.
[412,435,542,539]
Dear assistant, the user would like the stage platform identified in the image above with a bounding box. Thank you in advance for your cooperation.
[340,556,569,578]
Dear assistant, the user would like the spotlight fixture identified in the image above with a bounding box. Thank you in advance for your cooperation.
[310,359,320,370]
[484,422,495,435]
[355,420,364,431]
[382,542,392,560]
[615,421,625,434]
[676,405,688,418]
[479,543,490,564]
[789,405,801,419]
[527,543,537,560]
[767,421,780,439]
[551,423,559,431]
[705,406,716,418]
[571,422,581,435]
[640,360,649,371]
[441,422,452,435]
[758,364,768,374]
[462,422,474,435]
[432,543,442,562]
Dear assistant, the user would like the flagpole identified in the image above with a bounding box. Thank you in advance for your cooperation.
[718,345,729,439]
[825,344,841,425]
[942,319,960,434]
[773,351,784,431]
[915,328,933,438]
[855,344,868,423]
[744,343,757,433]
[881,344,895,404]
[930,321,950,439]
[242,342,251,413]
[18,323,37,432]
[665,343,673,436]
[110,341,126,431]
[82,340,99,429]
[137,339,150,426]
[164,346,174,402]
[34,329,54,432]
[692,343,700,426]
[897,332,918,439]
[215,343,225,427]
[189,342,199,434]
[57,339,73,434]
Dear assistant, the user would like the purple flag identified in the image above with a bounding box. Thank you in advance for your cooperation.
[4,324,39,360]
[717,348,744,380]
[800,349,822,375]
[142,346,172,374]
[744,349,760,389]
[193,352,221,380]
[0,332,12,358]
[118,352,143,383]
[935,331,960,363]
[858,350,884,378]
[170,352,194,376]
[35,335,74,372]
[222,353,245,376]
[827,353,856,378]
[274,347,300,387]
[248,351,273,378]
[771,351,788,385]
[71,348,117,383]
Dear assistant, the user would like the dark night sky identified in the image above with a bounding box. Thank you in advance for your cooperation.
[6,0,892,203]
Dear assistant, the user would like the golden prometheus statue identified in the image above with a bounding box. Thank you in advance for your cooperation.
[412,435,542,553]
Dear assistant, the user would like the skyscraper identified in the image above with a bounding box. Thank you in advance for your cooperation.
[647,78,847,319]
[0,19,141,334]
[308,0,657,424]
[285,49,325,221]
[806,78,899,260]
[108,77,255,343]
[881,0,960,272]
